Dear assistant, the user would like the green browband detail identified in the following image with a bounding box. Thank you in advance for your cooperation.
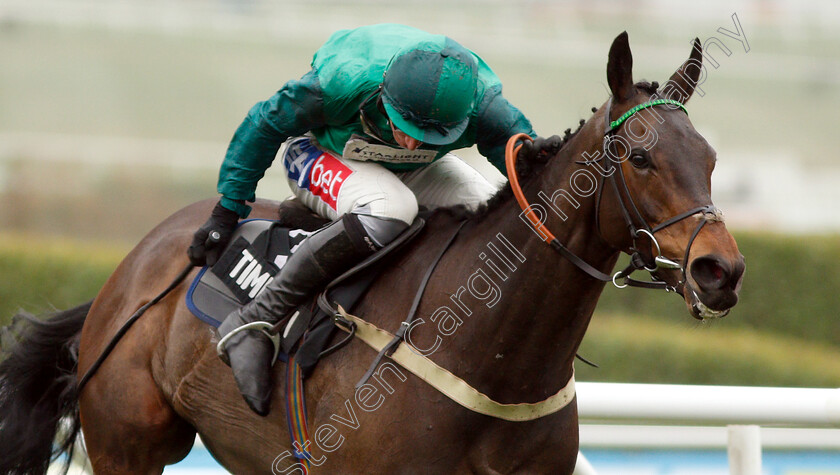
[609,99,688,130]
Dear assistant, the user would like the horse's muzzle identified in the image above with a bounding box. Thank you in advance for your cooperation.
[683,253,746,320]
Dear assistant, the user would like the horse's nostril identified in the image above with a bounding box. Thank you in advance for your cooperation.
[690,256,730,291]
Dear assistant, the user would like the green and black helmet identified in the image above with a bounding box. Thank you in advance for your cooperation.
[381,37,479,146]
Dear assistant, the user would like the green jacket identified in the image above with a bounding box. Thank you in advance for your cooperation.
[218,23,535,217]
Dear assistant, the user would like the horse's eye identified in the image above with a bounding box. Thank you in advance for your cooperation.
[630,152,650,169]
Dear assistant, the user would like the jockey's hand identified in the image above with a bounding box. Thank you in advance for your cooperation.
[188,200,239,267]
[518,135,563,163]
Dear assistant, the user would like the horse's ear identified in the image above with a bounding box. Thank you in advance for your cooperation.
[607,31,634,102]
[661,38,703,104]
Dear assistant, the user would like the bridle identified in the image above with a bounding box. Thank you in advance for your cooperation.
[505,97,722,294]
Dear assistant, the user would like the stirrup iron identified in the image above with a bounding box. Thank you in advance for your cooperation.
[216,321,282,364]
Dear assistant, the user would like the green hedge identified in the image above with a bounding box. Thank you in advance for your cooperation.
[0,234,124,319]
[597,232,840,346]
[576,313,840,387]
[2,231,839,387]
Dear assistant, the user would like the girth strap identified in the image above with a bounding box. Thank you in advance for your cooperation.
[337,307,576,422]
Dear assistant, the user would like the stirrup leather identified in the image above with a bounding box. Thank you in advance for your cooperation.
[216,321,282,364]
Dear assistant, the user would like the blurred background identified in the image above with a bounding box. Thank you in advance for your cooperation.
[3,0,839,392]
[2,0,838,241]
[0,0,838,473]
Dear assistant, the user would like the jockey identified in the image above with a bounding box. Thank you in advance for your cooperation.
[189,23,541,416]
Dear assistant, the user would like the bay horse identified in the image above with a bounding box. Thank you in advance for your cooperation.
[0,32,744,474]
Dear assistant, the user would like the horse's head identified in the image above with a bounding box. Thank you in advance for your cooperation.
[596,32,745,320]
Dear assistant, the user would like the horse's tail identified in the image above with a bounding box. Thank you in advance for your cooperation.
[0,300,92,475]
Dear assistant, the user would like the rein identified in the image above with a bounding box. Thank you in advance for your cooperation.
[506,98,720,293]
[77,262,194,394]
[77,233,222,394]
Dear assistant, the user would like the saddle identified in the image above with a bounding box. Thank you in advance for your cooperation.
[186,200,425,375]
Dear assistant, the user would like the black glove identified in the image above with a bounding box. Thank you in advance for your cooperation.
[188,200,240,267]
[518,135,563,163]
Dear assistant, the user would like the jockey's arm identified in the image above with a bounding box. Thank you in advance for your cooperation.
[217,70,326,218]
[474,86,536,175]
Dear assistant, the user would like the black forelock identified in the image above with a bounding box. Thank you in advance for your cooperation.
[635,80,660,97]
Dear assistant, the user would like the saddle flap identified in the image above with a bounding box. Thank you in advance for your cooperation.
[186,220,312,327]
[186,215,427,373]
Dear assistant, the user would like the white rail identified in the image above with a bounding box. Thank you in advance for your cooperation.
[576,382,840,427]
[573,382,840,475]
[578,423,840,449]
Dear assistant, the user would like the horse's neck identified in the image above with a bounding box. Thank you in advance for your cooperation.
[441,120,618,402]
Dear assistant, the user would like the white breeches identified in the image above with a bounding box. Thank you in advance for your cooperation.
[281,137,496,229]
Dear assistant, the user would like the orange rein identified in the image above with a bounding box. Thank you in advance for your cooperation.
[504,134,556,242]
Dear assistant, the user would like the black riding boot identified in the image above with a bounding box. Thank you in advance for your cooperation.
[217,213,385,416]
